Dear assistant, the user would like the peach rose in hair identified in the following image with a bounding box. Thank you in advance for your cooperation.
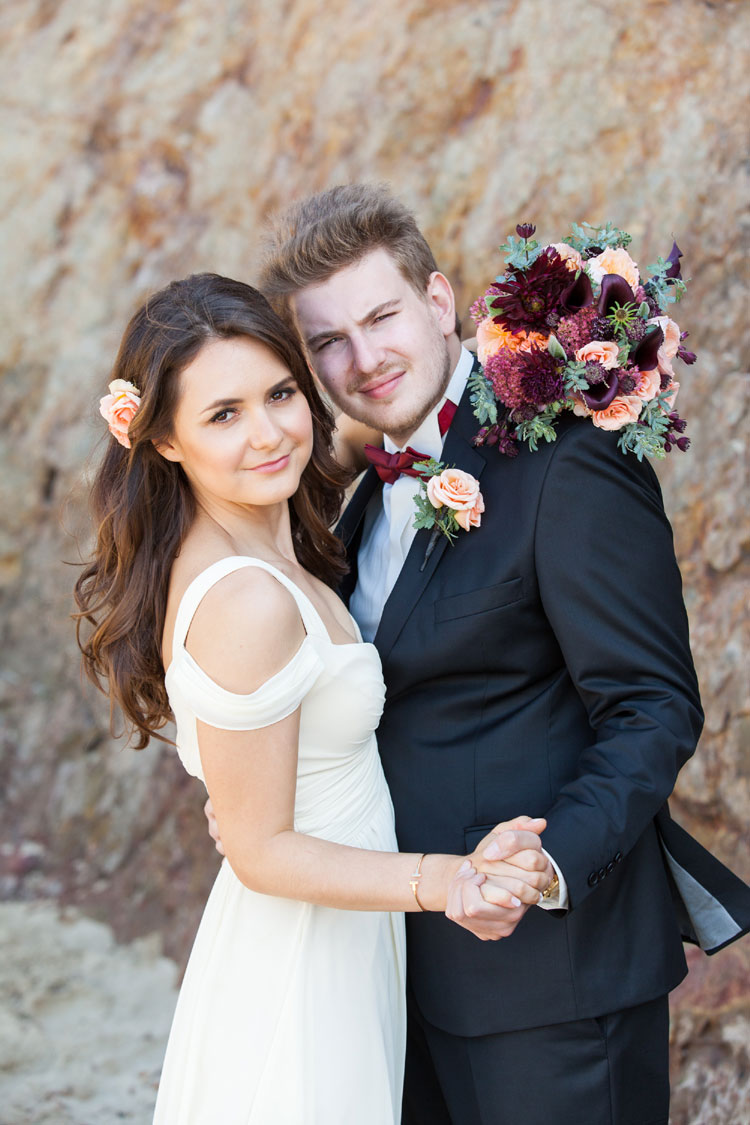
[591,394,643,431]
[99,379,141,448]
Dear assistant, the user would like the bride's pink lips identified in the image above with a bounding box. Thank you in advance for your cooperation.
[360,372,403,400]
[249,454,290,473]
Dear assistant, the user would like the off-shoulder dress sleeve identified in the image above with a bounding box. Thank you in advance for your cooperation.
[166,637,324,732]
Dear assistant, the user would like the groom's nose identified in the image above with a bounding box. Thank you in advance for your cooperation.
[349,331,384,376]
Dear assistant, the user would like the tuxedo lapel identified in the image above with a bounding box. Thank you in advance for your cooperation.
[336,465,382,548]
[336,466,382,606]
[373,378,487,663]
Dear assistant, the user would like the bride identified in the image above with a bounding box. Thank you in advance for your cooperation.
[74,273,550,1124]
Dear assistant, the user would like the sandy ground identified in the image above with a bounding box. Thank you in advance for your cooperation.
[0,901,178,1124]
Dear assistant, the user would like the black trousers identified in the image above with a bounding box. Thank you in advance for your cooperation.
[402,987,670,1125]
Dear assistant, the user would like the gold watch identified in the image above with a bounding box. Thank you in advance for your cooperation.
[541,872,560,900]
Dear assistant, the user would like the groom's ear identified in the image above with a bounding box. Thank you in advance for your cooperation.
[425,271,458,340]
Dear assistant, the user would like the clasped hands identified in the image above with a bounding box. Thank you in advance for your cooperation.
[204,799,552,942]
[446,816,555,942]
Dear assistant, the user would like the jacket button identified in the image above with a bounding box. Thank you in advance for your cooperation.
[598,867,607,881]
[606,861,616,875]
[588,871,599,887]
[614,851,623,863]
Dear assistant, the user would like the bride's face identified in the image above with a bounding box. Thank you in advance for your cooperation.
[157,336,314,511]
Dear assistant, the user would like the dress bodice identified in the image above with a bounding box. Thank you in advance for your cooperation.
[164,556,388,842]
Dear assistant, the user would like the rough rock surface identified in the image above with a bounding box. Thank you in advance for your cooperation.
[0,901,176,1123]
[1,1,748,1121]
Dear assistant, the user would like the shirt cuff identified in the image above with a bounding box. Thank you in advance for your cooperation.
[536,848,569,911]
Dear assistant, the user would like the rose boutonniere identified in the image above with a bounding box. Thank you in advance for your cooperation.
[412,458,485,568]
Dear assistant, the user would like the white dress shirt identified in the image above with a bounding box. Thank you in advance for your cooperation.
[350,347,474,642]
[349,346,568,910]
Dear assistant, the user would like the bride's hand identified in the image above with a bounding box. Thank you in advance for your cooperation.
[204,796,225,856]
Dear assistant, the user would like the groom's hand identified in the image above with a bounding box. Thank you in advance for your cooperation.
[204,797,225,856]
[474,817,554,898]
[446,817,552,941]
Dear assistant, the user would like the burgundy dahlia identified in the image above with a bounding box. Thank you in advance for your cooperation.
[486,249,573,334]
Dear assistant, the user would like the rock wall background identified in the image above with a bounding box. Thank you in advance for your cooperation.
[1,0,748,1120]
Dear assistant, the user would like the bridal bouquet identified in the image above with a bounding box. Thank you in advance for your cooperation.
[469,222,696,460]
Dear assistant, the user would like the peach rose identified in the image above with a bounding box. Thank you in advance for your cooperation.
[648,316,680,358]
[648,315,681,376]
[454,492,485,531]
[99,379,141,448]
[591,394,643,431]
[549,243,583,272]
[586,247,640,291]
[632,368,661,401]
[575,340,620,369]
[572,395,592,418]
[427,468,481,512]
[477,318,548,364]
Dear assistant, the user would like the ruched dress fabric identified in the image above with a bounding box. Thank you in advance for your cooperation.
[152,557,406,1125]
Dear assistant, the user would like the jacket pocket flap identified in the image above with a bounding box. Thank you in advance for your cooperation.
[435,577,525,623]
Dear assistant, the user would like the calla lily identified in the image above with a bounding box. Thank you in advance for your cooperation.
[632,325,665,372]
[559,269,593,315]
[597,273,637,317]
[581,368,620,412]
[665,241,683,280]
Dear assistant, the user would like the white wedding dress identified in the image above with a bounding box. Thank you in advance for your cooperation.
[152,557,406,1124]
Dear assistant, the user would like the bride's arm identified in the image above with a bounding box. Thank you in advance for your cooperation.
[332,413,382,475]
[191,569,548,916]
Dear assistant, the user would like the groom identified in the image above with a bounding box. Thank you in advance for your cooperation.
[212,184,750,1122]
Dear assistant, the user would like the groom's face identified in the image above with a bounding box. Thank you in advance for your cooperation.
[291,248,459,446]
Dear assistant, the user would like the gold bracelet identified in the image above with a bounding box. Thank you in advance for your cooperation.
[409,853,428,911]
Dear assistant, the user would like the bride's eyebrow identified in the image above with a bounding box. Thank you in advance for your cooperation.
[201,397,244,415]
[200,378,297,414]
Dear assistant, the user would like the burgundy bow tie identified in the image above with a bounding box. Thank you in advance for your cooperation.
[363,398,457,485]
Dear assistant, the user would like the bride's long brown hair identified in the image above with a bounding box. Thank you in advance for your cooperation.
[74,273,351,749]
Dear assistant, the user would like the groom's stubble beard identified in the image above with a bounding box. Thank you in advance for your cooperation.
[337,325,453,448]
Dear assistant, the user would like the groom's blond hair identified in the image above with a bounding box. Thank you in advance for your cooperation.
[259,183,447,326]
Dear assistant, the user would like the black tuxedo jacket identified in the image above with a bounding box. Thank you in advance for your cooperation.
[337,378,750,1037]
